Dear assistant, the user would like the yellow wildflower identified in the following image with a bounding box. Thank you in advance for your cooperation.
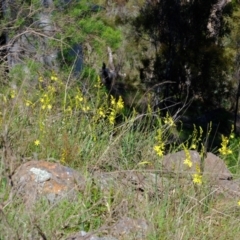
[109,110,116,125]
[116,96,124,110]
[238,200,240,206]
[51,75,58,81]
[25,100,33,107]
[110,95,116,106]
[94,76,102,88]
[154,129,165,157]
[10,90,16,99]
[192,173,202,185]
[184,158,193,168]
[163,113,175,127]
[219,135,232,155]
[98,107,106,117]
[47,86,56,92]
[38,76,43,82]
[75,95,83,102]
[82,106,90,112]
[34,140,40,146]
[190,143,197,150]
[183,148,192,168]
[195,163,201,173]
[154,145,164,157]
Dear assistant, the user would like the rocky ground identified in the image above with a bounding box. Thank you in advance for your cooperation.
[8,150,240,239]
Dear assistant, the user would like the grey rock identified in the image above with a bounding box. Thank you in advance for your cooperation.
[12,160,85,206]
[110,217,149,239]
[204,152,232,181]
[65,230,118,240]
[65,217,149,240]
[162,150,232,182]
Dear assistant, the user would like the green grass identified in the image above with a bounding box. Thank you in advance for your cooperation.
[1,68,240,239]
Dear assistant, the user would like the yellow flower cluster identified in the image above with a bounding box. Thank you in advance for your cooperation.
[110,95,124,111]
[163,112,175,127]
[38,76,43,82]
[50,75,58,81]
[40,93,53,110]
[26,74,59,111]
[108,95,124,125]
[190,125,203,150]
[75,89,84,105]
[182,147,203,185]
[192,164,202,185]
[94,75,103,88]
[153,129,165,157]
[38,73,62,87]
[82,106,90,112]
[25,99,33,107]
[10,89,16,99]
[50,72,63,86]
[183,148,193,168]
[154,145,164,157]
[97,107,106,118]
[219,135,232,156]
[192,173,202,185]
[74,89,90,113]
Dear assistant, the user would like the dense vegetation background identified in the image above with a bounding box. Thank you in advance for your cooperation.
[1,0,240,136]
[1,0,240,239]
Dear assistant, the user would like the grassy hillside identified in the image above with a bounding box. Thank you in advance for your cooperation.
[1,1,240,239]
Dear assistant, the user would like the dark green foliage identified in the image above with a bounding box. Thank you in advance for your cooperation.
[54,0,122,72]
[55,0,122,48]
[134,0,233,112]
